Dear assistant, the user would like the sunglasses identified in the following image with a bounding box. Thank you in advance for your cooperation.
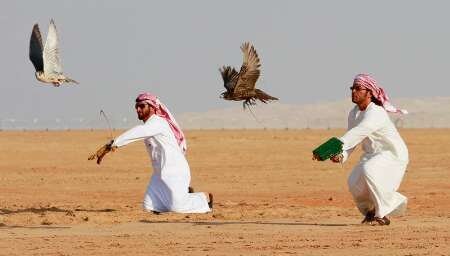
[349,86,368,91]
[135,102,149,109]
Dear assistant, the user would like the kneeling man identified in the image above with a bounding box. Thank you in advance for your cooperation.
[89,92,212,214]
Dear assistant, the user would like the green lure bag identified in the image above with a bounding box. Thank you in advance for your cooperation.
[312,137,344,161]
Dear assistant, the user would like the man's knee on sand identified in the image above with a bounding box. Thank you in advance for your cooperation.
[142,200,155,212]
[142,195,166,212]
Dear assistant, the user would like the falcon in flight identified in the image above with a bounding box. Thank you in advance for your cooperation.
[29,19,78,86]
[219,42,278,109]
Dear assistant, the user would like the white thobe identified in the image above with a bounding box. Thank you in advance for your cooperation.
[112,115,211,213]
[340,102,409,218]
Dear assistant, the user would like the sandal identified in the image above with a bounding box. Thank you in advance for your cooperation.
[374,216,390,226]
[188,186,194,193]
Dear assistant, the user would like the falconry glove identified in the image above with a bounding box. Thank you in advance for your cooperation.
[88,140,115,164]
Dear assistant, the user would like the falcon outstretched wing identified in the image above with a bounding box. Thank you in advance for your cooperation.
[43,19,63,75]
[234,42,261,94]
[219,66,239,92]
[29,24,44,72]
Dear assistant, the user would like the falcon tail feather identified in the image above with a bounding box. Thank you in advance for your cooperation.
[65,77,79,84]
[255,89,278,103]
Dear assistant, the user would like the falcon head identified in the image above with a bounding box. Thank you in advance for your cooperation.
[220,91,233,100]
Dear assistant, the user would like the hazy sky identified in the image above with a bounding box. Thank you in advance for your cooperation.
[1,0,450,123]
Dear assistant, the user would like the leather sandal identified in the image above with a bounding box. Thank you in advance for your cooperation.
[374,216,390,226]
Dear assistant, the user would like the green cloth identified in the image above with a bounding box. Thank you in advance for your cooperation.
[313,137,343,161]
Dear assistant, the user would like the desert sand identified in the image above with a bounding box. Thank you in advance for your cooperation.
[0,129,449,255]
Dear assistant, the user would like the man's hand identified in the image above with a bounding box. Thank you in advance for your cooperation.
[312,154,319,161]
[330,154,343,163]
[88,140,115,164]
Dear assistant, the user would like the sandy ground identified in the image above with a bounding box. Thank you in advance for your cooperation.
[0,129,449,256]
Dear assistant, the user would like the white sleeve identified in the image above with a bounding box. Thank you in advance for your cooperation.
[112,121,163,148]
[339,108,385,153]
[340,110,356,163]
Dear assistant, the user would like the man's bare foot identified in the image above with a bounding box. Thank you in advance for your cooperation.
[361,209,375,224]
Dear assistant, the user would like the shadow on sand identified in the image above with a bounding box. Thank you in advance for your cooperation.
[138,219,353,227]
[0,207,115,230]
[0,206,115,215]
[0,223,70,229]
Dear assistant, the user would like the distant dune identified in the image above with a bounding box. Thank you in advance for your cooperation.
[1,97,449,130]
[178,97,450,129]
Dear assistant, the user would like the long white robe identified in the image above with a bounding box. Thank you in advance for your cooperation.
[340,102,409,218]
[112,115,211,213]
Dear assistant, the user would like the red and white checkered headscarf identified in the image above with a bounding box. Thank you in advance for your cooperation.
[136,92,187,153]
[353,74,408,114]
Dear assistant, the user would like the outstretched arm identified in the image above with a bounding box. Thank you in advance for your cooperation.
[112,122,162,148]
[88,120,162,164]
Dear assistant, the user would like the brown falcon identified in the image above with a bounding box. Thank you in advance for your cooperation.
[219,42,278,109]
[29,19,78,87]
